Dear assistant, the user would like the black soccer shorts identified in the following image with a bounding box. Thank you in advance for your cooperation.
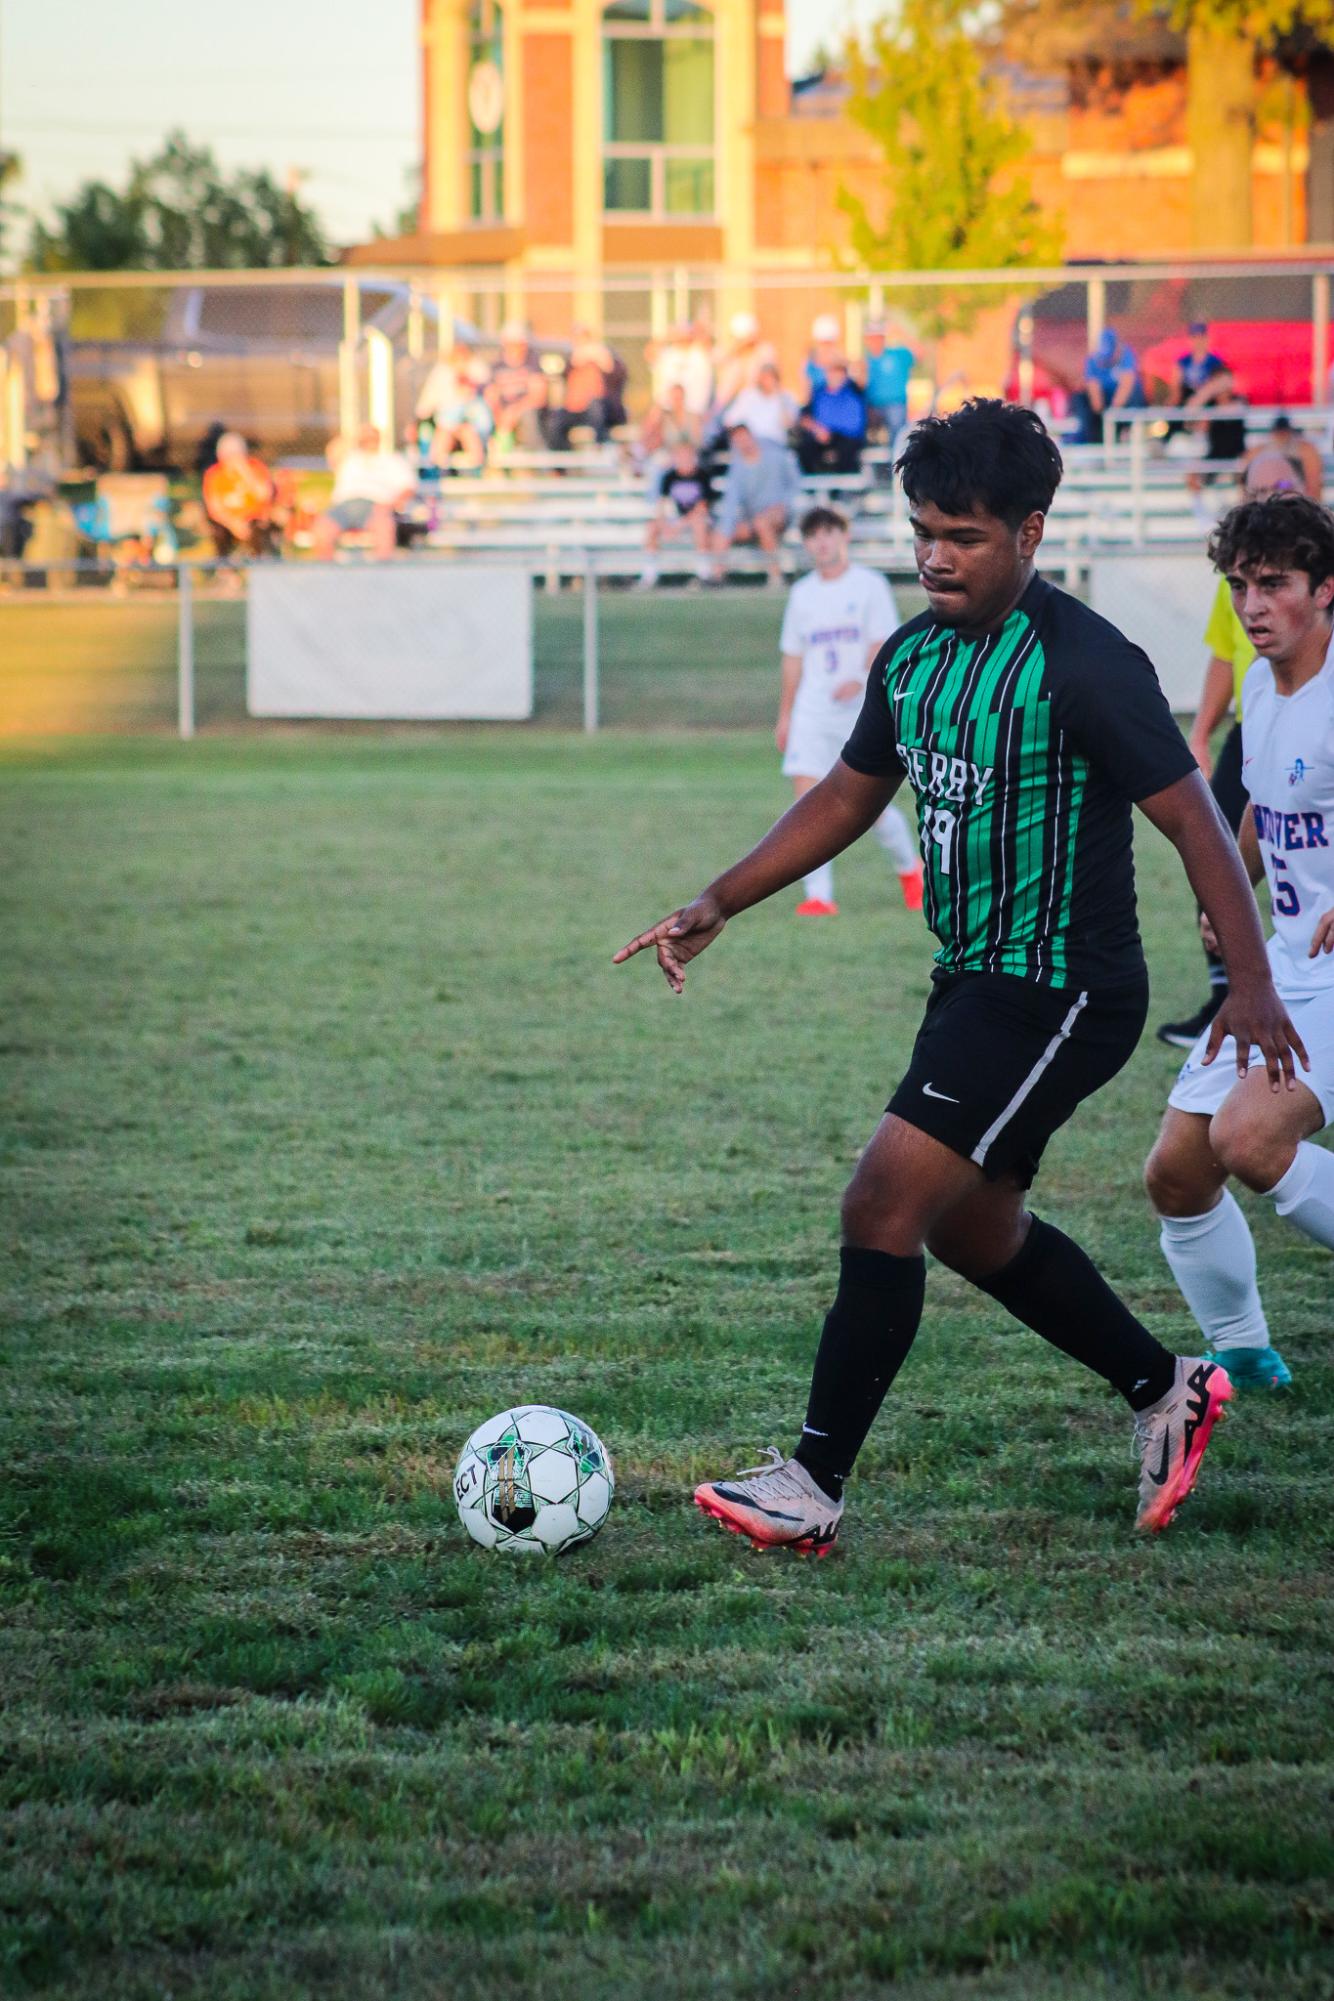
[886,970,1150,1188]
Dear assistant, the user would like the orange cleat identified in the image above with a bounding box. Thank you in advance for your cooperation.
[694,1449,842,1556]
[1133,1357,1234,1532]
[795,898,839,916]
[898,863,925,912]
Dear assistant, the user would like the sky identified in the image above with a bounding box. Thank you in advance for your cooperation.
[0,0,887,255]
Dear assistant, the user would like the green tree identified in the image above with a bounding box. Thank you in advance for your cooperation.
[0,149,21,267]
[1163,0,1328,248]
[1000,0,1329,249]
[837,0,1064,335]
[27,131,332,271]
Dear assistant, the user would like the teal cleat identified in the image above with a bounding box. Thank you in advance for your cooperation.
[1207,1345,1292,1391]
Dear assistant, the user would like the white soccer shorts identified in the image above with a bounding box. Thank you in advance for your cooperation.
[781,714,858,781]
[1168,989,1334,1128]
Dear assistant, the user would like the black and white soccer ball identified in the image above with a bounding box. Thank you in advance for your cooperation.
[454,1405,614,1555]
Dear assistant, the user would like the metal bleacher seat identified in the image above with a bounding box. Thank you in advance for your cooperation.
[397,421,1334,588]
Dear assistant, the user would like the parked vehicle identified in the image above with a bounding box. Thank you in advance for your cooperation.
[1007,269,1319,413]
[68,279,468,470]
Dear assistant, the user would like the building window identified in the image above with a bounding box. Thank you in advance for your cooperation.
[603,0,715,219]
[467,0,505,223]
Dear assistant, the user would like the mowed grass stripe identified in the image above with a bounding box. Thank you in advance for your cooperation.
[1,733,1331,1999]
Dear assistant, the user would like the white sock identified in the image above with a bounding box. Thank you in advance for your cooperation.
[694,556,712,581]
[871,803,919,874]
[1158,1191,1270,1352]
[639,559,659,585]
[803,861,835,904]
[1266,1141,1334,1252]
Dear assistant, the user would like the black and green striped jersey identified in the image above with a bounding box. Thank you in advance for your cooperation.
[842,573,1195,988]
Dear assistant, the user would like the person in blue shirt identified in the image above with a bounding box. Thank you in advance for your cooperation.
[1170,322,1242,487]
[860,317,914,440]
[796,357,867,475]
[1171,323,1233,410]
[1075,326,1144,444]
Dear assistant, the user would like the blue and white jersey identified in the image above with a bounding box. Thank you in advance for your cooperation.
[1241,635,1334,999]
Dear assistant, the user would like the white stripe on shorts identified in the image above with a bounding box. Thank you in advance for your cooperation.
[970,990,1090,1168]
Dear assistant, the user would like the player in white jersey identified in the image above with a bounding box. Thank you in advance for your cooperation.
[1146,493,1334,1390]
[777,506,923,915]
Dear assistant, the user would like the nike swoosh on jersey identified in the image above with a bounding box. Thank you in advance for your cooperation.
[922,1082,960,1102]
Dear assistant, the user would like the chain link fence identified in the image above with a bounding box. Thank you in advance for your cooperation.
[1,260,1330,476]
[0,564,937,739]
[1,256,1329,740]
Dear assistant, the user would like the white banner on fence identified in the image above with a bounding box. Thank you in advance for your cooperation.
[247,565,533,720]
[1089,553,1216,714]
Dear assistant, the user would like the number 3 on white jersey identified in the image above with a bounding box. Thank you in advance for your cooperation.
[928,807,956,875]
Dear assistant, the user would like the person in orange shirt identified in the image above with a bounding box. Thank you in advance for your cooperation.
[202,433,279,561]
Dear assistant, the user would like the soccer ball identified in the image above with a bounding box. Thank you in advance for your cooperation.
[454,1405,614,1556]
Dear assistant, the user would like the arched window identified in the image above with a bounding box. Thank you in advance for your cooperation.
[603,0,715,218]
[467,0,505,222]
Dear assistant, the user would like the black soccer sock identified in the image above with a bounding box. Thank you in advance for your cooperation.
[793,1246,927,1501]
[976,1216,1175,1411]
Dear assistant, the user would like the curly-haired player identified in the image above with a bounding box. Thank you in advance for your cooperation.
[1146,493,1334,1390]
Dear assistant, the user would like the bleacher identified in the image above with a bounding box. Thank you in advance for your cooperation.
[395,410,1334,589]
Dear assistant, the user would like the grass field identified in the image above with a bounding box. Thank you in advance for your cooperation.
[3,728,1333,2001]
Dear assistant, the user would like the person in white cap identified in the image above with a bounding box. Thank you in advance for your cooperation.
[714,312,778,411]
[805,312,844,400]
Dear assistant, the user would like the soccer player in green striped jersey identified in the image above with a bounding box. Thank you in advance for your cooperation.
[615,400,1307,1545]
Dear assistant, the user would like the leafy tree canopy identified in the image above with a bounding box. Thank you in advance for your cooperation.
[28,132,332,272]
[838,0,1063,335]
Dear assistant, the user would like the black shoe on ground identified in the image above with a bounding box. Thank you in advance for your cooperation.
[1156,991,1226,1050]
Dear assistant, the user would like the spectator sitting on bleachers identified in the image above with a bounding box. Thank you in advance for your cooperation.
[1169,322,1234,415]
[486,325,549,455]
[1245,415,1323,500]
[0,462,51,563]
[202,432,280,562]
[314,424,417,561]
[713,313,779,411]
[650,322,714,421]
[1172,323,1246,511]
[710,421,800,589]
[1074,326,1144,444]
[859,317,915,441]
[803,313,843,398]
[637,441,717,590]
[796,357,867,476]
[637,383,702,479]
[554,326,616,447]
[416,342,493,471]
[723,360,799,448]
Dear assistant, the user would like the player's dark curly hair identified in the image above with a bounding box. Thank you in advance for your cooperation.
[1209,491,1334,587]
[895,399,1064,528]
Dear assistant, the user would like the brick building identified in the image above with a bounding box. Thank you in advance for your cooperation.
[346,0,1332,390]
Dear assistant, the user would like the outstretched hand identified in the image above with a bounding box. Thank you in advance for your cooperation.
[1203,978,1310,1092]
[612,892,726,994]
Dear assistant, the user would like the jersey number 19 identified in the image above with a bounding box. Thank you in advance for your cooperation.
[927,806,956,876]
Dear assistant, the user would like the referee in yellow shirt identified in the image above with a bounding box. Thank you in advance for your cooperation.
[1155,447,1309,1046]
